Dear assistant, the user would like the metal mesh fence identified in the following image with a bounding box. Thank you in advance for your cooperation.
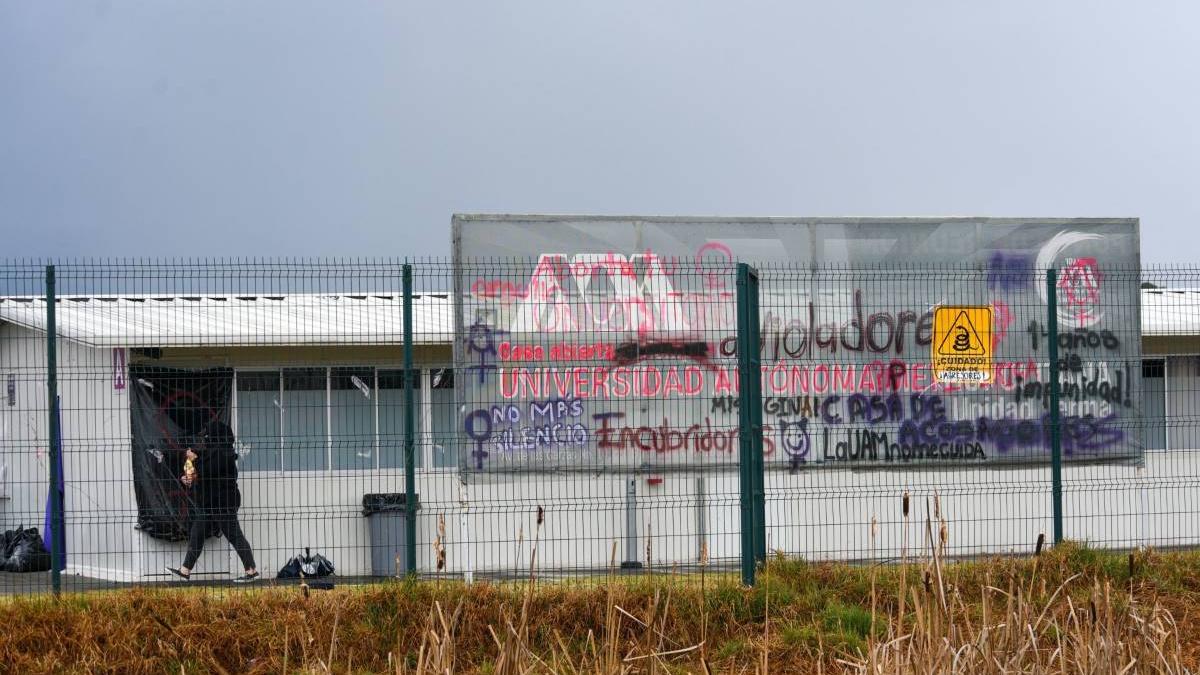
[0,259,1195,594]
[756,265,1143,563]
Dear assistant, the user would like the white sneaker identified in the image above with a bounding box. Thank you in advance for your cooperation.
[165,566,191,581]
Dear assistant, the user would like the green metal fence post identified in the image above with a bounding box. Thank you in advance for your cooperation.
[748,270,766,565]
[403,263,417,575]
[736,263,765,585]
[45,265,63,596]
[1046,268,1064,545]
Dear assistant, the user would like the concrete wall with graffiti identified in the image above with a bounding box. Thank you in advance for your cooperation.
[452,216,1142,473]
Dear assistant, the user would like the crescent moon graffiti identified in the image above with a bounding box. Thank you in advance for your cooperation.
[1035,230,1104,328]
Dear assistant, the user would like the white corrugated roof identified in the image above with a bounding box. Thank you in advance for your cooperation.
[1,289,1198,348]
[0,294,454,348]
[1141,289,1200,336]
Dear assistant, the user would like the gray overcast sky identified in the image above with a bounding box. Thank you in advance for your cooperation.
[2,2,1197,262]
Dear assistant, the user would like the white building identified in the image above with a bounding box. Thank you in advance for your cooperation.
[0,289,1197,582]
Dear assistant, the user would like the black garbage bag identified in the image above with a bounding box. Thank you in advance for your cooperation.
[277,547,335,579]
[1,526,52,573]
[0,528,15,569]
[128,366,233,542]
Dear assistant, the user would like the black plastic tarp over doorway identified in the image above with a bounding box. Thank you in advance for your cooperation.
[129,366,233,541]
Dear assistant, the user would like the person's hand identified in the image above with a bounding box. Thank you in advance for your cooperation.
[185,448,198,461]
[182,473,194,487]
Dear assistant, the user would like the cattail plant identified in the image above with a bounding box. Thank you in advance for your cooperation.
[433,514,446,574]
[698,537,710,671]
[899,490,911,632]
[529,505,544,584]
[645,520,653,572]
[870,515,879,650]
[514,524,524,572]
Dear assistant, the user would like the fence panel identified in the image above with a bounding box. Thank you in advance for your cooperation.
[449,258,744,577]
[1066,267,1200,551]
[0,264,58,594]
[0,260,1197,595]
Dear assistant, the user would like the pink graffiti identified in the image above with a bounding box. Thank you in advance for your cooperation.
[991,300,1013,350]
[1058,257,1102,324]
[695,241,734,290]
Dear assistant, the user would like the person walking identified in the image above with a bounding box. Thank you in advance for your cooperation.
[166,419,259,583]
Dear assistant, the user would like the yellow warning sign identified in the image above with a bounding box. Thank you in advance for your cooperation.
[932,306,993,384]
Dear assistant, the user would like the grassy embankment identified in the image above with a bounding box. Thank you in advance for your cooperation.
[2,538,1198,673]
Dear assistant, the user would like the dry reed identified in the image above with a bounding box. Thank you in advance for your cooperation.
[1,509,1197,673]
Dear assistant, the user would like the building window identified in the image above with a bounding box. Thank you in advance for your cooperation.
[330,367,377,470]
[235,366,426,472]
[282,368,329,471]
[429,368,457,468]
[235,371,282,472]
[1143,359,1166,451]
[378,369,422,469]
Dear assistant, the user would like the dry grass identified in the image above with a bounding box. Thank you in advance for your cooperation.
[1,542,1199,673]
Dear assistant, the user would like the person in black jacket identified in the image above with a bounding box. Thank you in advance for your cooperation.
[166,419,259,582]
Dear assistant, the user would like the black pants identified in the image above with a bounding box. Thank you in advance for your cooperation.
[183,503,256,571]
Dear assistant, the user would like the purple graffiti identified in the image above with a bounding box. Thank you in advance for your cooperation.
[778,418,810,472]
[465,318,505,384]
[463,409,492,469]
[987,252,1034,292]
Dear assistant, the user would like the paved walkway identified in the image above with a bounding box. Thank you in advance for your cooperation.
[0,562,740,597]
[0,571,123,596]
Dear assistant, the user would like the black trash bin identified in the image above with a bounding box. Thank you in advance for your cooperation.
[363,493,420,576]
